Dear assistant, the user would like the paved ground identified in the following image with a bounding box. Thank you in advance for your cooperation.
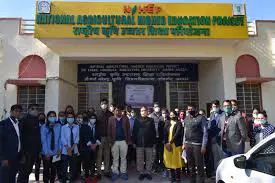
[28,168,215,183]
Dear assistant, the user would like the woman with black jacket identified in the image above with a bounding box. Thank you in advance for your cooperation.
[163,110,184,183]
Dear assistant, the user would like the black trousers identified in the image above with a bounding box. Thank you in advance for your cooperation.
[186,144,205,182]
[17,152,39,183]
[127,144,136,165]
[42,156,56,183]
[153,138,164,169]
[35,155,42,181]
[61,155,78,183]
[205,139,214,177]
[0,159,19,183]
[55,160,63,180]
[81,149,96,178]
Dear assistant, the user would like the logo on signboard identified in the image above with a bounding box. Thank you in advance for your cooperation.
[233,4,245,16]
[37,1,51,14]
[123,4,162,15]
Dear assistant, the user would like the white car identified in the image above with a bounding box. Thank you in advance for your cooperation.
[216,133,275,183]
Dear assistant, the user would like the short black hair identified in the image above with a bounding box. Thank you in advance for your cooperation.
[10,104,22,112]
[58,111,65,116]
[47,111,56,118]
[187,103,195,109]
[115,105,124,111]
[140,106,148,111]
[66,112,75,118]
[28,104,39,110]
[100,99,108,103]
[223,100,232,105]
[38,112,46,118]
[253,107,260,112]
[153,102,159,106]
[259,110,268,118]
[76,112,83,117]
[211,100,220,106]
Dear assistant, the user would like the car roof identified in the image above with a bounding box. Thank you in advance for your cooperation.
[246,132,275,157]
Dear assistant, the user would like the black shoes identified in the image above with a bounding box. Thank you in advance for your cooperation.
[139,174,146,181]
[139,174,152,181]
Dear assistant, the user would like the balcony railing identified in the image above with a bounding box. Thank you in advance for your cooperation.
[20,19,258,36]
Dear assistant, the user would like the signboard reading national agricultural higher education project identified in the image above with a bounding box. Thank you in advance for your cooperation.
[35,2,248,39]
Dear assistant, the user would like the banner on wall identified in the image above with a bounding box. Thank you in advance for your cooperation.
[35,2,248,39]
[126,84,154,108]
[77,63,198,82]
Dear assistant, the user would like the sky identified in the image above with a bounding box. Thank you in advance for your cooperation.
[0,0,275,21]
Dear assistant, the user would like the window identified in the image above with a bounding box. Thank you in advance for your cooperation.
[247,139,275,176]
[236,84,262,115]
[18,86,45,114]
[78,83,110,112]
[169,82,199,110]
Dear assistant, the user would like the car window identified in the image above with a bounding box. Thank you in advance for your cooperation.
[247,139,275,176]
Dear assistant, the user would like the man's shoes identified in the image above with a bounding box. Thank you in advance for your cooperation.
[111,173,119,182]
[139,174,145,181]
[104,172,112,178]
[145,174,152,180]
[120,173,128,181]
[96,173,102,180]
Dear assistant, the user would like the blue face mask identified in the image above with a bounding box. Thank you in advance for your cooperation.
[223,107,232,114]
[48,117,56,124]
[67,117,75,124]
[59,117,66,124]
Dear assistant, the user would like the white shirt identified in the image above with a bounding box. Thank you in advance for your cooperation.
[9,117,21,152]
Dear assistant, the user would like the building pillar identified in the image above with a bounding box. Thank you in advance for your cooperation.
[45,79,60,114]
[221,56,237,100]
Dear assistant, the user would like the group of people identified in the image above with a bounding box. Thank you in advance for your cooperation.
[0,98,274,183]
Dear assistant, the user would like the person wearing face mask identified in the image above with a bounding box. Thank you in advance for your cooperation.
[206,100,224,177]
[182,104,208,183]
[17,104,41,183]
[126,106,137,168]
[179,110,185,127]
[79,113,99,181]
[133,106,156,181]
[61,112,80,183]
[75,112,84,177]
[58,111,66,126]
[219,100,247,158]
[95,99,113,179]
[109,103,116,114]
[41,111,61,183]
[0,105,22,183]
[251,111,275,147]
[163,111,184,183]
[76,112,84,126]
[149,102,165,173]
[248,108,260,144]
[107,106,131,181]
[35,113,46,181]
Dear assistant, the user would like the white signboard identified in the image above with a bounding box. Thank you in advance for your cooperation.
[126,85,154,108]
[233,4,245,16]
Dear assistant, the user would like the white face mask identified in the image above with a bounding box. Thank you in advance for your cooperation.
[89,119,96,124]
[101,104,107,110]
[154,107,160,113]
[109,106,114,112]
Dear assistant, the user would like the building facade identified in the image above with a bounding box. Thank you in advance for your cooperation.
[0,2,275,121]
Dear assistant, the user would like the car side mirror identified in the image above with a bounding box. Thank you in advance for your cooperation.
[234,155,247,169]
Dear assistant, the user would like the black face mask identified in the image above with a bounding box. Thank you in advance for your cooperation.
[39,119,45,124]
[189,111,196,117]
[171,117,178,121]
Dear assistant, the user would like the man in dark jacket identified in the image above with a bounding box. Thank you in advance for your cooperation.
[149,102,165,172]
[95,99,113,179]
[17,104,41,183]
[0,105,22,183]
[133,106,156,181]
[80,114,99,180]
[182,104,208,183]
